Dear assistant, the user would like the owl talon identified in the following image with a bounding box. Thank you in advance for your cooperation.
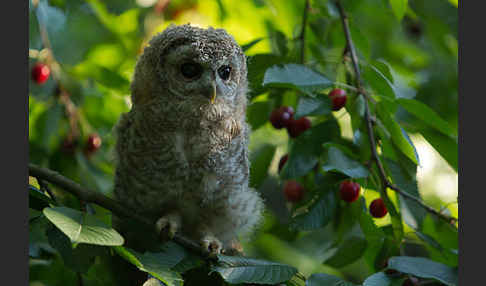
[155,214,181,241]
[201,236,222,257]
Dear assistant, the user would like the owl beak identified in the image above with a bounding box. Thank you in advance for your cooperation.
[210,81,217,104]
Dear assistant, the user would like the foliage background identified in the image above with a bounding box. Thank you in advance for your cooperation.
[29,0,458,285]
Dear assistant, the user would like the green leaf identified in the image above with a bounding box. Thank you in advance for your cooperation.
[376,103,419,164]
[38,102,64,152]
[306,273,357,286]
[324,236,367,268]
[263,64,333,96]
[73,64,130,92]
[421,215,458,266]
[247,100,273,130]
[415,231,458,266]
[350,25,370,60]
[76,152,113,195]
[36,0,66,36]
[389,0,408,21]
[212,255,297,284]
[385,159,425,228]
[114,244,186,286]
[372,60,394,83]
[420,129,458,172]
[359,213,386,271]
[363,272,392,286]
[249,144,276,188]
[29,185,56,211]
[294,95,332,119]
[397,98,456,138]
[247,54,283,98]
[242,38,264,52]
[322,146,369,178]
[290,189,337,231]
[215,0,228,21]
[43,207,124,246]
[271,29,288,57]
[387,256,458,286]
[171,253,204,273]
[46,225,103,273]
[363,64,396,99]
[349,95,366,132]
[281,121,340,179]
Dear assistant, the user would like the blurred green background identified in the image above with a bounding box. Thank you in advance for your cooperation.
[29,0,458,284]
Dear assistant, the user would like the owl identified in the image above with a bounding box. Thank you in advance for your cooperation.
[113,24,264,255]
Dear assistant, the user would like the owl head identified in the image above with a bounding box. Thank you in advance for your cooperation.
[131,24,248,112]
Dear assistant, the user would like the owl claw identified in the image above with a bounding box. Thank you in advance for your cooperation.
[155,214,180,241]
[201,236,222,257]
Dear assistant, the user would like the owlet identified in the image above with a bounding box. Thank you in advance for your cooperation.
[114,24,264,255]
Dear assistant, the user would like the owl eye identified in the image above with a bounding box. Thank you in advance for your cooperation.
[218,65,232,80]
[180,62,203,79]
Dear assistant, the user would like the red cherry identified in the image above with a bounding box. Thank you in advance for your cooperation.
[278,154,289,173]
[270,106,294,129]
[369,198,388,218]
[328,88,347,111]
[85,134,102,154]
[61,136,78,154]
[339,181,360,202]
[283,180,305,202]
[402,278,419,286]
[31,63,51,85]
[286,117,311,138]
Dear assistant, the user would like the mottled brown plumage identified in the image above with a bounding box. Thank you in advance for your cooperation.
[114,24,263,254]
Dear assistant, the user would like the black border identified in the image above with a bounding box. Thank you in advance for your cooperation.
[7,0,30,284]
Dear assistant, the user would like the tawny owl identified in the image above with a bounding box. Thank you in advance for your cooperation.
[113,24,264,255]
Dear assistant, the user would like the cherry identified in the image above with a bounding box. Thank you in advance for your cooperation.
[402,278,419,286]
[278,154,289,173]
[328,88,347,111]
[369,198,388,218]
[339,181,360,202]
[31,63,50,85]
[61,136,78,154]
[270,106,294,129]
[283,180,305,202]
[85,134,102,154]
[286,117,311,138]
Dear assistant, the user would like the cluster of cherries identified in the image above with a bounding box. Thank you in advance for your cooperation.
[272,88,387,218]
[62,134,103,156]
[281,175,387,218]
[269,88,348,137]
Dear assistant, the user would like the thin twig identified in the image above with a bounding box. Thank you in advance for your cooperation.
[299,0,310,64]
[38,179,58,204]
[334,0,457,225]
[295,271,307,282]
[28,163,209,257]
[77,272,84,286]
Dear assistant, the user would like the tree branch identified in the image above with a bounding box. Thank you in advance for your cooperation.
[299,0,310,64]
[28,163,209,257]
[334,1,457,225]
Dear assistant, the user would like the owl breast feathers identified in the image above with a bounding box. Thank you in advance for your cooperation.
[114,24,264,254]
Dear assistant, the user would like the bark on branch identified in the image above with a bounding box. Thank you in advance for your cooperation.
[28,163,208,257]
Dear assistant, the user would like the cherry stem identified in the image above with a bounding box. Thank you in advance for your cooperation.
[334,0,457,225]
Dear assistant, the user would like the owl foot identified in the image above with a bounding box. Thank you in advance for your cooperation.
[155,213,181,242]
[221,239,245,256]
[200,235,222,257]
